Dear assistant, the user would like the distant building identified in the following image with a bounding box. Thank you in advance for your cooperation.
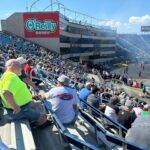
[1,11,117,64]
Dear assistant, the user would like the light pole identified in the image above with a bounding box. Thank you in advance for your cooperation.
[30,0,40,12]
[26,0,29,12]
[50,0,53,11]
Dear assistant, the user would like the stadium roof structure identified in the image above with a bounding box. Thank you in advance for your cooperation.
[29,0,116,31]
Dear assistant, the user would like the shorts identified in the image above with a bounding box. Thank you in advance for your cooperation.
[6,102,41,123]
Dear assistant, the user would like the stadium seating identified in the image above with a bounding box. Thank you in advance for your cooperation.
[0,30,149,149]
[117,34,150,62]
[139,35,150,49]
[0,118,35,150]
[78,101,143,150]
[44,102,99,150]
[42,74,143,149]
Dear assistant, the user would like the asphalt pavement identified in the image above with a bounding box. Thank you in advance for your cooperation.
[111,63,150,83]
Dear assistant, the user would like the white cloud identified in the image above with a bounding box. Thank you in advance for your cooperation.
[129,14,150,25]
[99,15,150,33]
[98,20,139,33]
[99,20,122,28]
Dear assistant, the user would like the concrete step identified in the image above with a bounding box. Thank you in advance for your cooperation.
[32,125,65,150]
[0,118,36,150]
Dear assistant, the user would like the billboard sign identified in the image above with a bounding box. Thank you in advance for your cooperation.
[23,12,59,38]
[141,26,150,32]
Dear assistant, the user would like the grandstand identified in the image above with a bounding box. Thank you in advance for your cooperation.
[0,30,148,149]
[1,2,118,65]
[117,34,150,63]
[1,1,150,150]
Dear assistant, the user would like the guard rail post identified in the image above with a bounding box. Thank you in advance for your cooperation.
[119,127,123,137]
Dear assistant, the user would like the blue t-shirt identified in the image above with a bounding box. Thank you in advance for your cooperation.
[79,87,91,101]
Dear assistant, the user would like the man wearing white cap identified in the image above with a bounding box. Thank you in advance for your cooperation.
[16,57,38,91]
[42,75,79,126]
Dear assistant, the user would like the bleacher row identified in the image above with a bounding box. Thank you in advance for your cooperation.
[0,74,144,150]
[0,121,35,150]
[117,34,150,62]
[118,34,150,53]
[42,76,147,150]
[40,75,145,150]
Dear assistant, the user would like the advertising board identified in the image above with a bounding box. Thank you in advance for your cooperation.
[23,12,59,38]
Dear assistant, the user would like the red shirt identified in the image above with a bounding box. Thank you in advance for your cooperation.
[23,64,32,76]
[24,63,36,77]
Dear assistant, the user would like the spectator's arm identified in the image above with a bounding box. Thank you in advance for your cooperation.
[44,92,51,99]
[3,90,21,113]
[23,77,37,89]
[40,89,53,99]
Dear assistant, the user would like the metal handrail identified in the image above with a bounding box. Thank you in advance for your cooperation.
[42,78,143,150]
[43,101,99,150]
[30,0,116,31]
[40,72,146,149]
[40,73,127,133]
[79,107,143,150]
[80,99,127,133]
[30,0,40,12]
[105,134,143,150]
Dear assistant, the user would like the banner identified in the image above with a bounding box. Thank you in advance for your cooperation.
[23,12,59,38]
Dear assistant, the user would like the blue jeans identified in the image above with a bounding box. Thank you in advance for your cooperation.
[6,102,41,122]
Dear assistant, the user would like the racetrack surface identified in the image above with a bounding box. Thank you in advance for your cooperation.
[111,63,150,82]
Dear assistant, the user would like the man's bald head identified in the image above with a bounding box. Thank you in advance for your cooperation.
[5,59,21,75]
[5,59,18,67]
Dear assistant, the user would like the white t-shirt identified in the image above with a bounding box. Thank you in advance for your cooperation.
[46,86,79,124]
[104,105,118,124]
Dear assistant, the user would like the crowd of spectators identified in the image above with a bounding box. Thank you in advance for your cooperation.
[78,81,150,149]
[0,32,92,85]
[0,31,150,149]
[78,81,146,128]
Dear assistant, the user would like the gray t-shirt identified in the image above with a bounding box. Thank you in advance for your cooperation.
[87,94,99,116]
[46,86,79,124]
[125,113,150,149]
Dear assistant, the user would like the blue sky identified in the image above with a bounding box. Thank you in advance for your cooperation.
[0,0,150,33]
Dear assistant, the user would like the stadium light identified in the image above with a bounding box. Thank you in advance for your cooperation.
[50,0,53,11]
[30,0,40,12]
[26,0,29,12]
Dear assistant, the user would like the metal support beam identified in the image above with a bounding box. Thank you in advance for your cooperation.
[30,0,40,12]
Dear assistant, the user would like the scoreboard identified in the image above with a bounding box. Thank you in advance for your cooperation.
[141,26,150,32]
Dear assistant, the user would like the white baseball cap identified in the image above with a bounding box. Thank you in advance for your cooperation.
[85,82,91,87]
[16,57,27,65]
[57,75,70,86]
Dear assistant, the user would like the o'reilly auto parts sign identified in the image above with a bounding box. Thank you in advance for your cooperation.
[23,12,59,38]
[25,19,57,32]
